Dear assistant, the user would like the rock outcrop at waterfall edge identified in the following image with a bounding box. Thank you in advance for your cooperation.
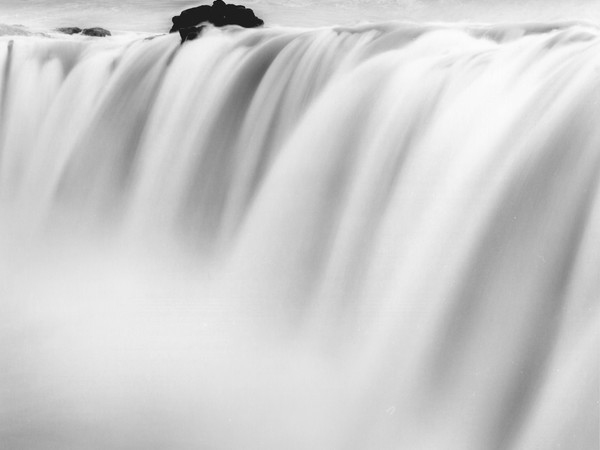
[178,26,205,43]
[82,27,112,37]
[56,27,82,35]
[57,27,111,37]
[171,0,264,42]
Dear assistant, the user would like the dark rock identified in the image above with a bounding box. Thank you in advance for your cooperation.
[56,27,82,35]
[81,27,112,37]
[170,1,264,37]
[179,26,205,43]
[171,5,212,32]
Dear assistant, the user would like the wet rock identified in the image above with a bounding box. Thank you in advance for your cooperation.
[179,26,205,43]
[56,27,82,35]
[81,27,112,37]
[170,1,264,37]
[171,5,212,32]
[210,0,264,27]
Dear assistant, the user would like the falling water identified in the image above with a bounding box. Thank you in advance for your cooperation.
[0,23,598,450]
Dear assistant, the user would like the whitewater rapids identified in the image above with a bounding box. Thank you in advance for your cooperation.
[0,22,598,450]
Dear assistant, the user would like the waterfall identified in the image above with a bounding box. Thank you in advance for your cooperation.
[0,23,598,450]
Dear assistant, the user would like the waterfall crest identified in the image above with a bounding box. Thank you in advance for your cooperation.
[1,23,598,450]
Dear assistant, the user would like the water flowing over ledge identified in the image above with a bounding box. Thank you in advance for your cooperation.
[0,23,599,450]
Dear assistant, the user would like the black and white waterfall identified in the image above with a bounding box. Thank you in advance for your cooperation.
[0,23,598,450]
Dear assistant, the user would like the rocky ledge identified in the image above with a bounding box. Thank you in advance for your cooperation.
[56,27,112,37]
[171,0,264,42]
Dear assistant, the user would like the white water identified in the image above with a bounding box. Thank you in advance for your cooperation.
[1,23,599,449]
